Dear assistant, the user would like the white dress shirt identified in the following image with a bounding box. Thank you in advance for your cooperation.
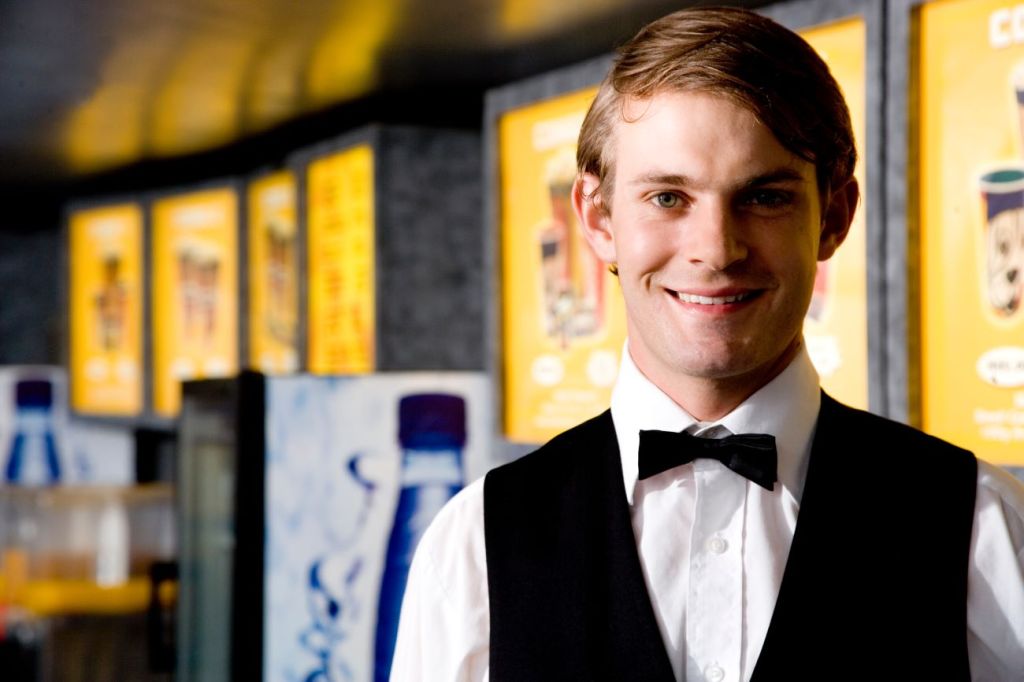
[390,346,1024,682]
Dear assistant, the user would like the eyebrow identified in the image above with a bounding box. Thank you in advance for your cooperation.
[629,167,808,189]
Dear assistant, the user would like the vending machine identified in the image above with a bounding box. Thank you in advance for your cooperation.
[176,371,493,682]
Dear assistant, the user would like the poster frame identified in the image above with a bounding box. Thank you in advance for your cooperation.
[484,0,885,453]
[764,0,886,419]
[887,0,929,427]
[243,165,302,376]
[288,126,380,375]
[288,124,484,377]
[62,194,148,424]
[484,55,612,454]
[145,177,245,424]
[890,0,1024,469]
[758,0,887,416]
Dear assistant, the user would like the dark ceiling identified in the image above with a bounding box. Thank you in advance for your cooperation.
[0,0,766,207]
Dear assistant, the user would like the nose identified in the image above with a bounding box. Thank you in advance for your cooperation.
[685,199,748,271]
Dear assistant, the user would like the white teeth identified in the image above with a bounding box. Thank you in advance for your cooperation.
[676,292,750,305]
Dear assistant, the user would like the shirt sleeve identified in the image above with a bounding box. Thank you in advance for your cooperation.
[389,478,491,682]
[967,461,1024,682]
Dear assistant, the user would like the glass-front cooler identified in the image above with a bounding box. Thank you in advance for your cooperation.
[176,371,493,682]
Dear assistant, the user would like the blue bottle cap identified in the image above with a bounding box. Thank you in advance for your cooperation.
[398,393,466,449]
[15,379,53,408]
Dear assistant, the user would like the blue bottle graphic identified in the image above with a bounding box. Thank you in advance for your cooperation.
[374,393,465,682]
[5,379,61,485]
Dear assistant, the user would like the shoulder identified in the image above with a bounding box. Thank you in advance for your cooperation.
[392,478,490,679]
[410,476,488,600]
[814,393,977,505]
[976,460,1024,528]
[967,462,1024,676]
[485,410,615,491]
[421,476,486,559]
[819,392,974,458]
[483,410,618,537]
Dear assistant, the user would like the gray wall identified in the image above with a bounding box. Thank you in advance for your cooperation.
[0,225,61,364]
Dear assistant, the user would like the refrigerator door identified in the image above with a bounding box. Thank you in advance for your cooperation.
[176,380,238,682]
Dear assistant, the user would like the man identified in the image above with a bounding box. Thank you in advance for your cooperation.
[391,7,1024,681]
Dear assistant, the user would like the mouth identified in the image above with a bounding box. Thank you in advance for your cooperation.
[673,291,756,305]
[667,288,763,308]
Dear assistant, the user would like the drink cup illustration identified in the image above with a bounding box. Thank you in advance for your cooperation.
[1013,61,1024,150]
[95,252,127,351]
[536,149,605,347]
[979,165,1024,316]
[265,218,296,345]
[176,245,199,345]
[194,245,221,345]
[539,221,572,343]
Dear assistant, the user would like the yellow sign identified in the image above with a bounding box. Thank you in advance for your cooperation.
[151,187,239,416]
[919,0,1024,464]
[248,171,299,374]
[500,87,629,443]
[68,203,143,415]
[306,144,376,374]
[800,17,869,409]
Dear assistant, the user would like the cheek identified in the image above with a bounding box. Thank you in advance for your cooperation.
[765,243,820,301]
[754,228,815,265]
[612,217,678,268]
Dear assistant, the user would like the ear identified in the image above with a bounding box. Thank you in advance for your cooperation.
[818,177,859,261]
[573,172,617,265]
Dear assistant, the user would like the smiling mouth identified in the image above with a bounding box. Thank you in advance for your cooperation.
[671,290,759,305]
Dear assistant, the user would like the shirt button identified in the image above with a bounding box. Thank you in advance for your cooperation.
[706,536,728,554]
[706,664,725,682]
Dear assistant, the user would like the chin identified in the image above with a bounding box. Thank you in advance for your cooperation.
[677,341,793,382]
[672,354,762,381]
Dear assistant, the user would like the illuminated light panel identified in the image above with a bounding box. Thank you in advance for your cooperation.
[306,0,399,107]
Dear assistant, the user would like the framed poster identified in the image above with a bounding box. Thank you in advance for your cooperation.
[799,16,870,410]
[306,144,376,375]
[491,4,879,444]
[67,203,144,415]
[497,83,629,444]
[248,171,299,375]
[915,0,1024,464]
[151,185,239,417]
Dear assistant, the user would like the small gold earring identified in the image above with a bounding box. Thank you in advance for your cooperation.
[608,264,619,276]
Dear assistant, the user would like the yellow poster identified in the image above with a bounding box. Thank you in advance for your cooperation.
[152,187,239,417]
[919,0,1024,464]
[500,87,629,443]
[248,171,299,374]
[800,18,869,409]
[306,144,375,374]
[68,203,143,415]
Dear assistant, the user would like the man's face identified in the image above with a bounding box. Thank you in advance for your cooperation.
[576,90,854,410]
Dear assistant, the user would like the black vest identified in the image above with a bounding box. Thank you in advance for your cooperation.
[484,394,977,681]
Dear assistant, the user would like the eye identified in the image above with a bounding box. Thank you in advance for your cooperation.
[653,192,680,209]
[744,189,793,209]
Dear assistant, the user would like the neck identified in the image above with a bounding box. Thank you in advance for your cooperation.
[631,341,803,422]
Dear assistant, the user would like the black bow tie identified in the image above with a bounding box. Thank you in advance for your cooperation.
[637,429,778,491]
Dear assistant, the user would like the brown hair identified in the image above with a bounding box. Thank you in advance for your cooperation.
[577,6,856,206]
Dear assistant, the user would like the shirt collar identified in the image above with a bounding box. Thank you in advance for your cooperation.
[610,340,821,505]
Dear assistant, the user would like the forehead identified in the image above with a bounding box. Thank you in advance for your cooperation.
[607,90,813,184]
